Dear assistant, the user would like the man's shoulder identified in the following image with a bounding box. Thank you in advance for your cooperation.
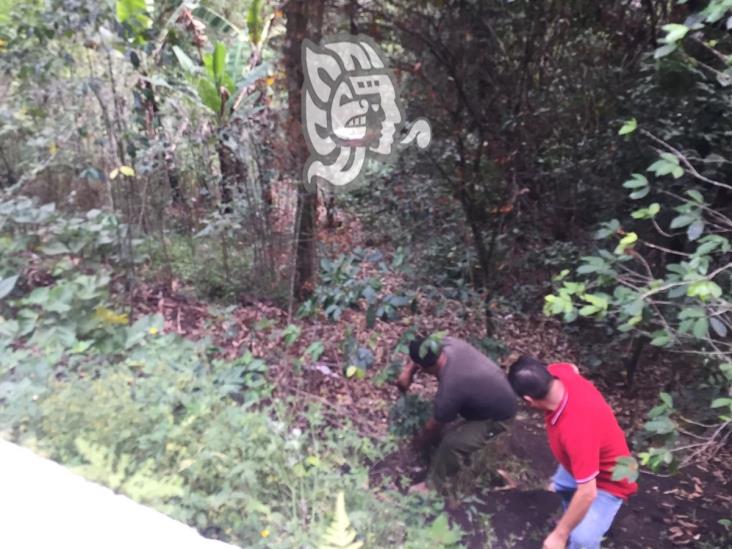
[442,336,469,350]
[547,362,579,377]
[444,337,496,364]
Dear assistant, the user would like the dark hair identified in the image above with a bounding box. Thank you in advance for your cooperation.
[409,336,440,368]
[508,356,554,399]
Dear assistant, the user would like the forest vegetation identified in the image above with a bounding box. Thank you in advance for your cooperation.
[0,0,730,547]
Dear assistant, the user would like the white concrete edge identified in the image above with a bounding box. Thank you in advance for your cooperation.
[0,438,240,549]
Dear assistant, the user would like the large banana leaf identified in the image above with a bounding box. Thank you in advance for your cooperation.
[191,4,240,35]
[212,41,226,86]
[246,0,263,46]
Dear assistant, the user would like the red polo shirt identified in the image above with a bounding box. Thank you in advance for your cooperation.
[545,363,637,500]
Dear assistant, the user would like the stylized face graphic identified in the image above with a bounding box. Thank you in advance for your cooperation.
[302,34,430,191]
[330,73,401,153]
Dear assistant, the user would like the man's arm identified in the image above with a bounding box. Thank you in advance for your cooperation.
[543,479,597,549]
[412,417,443,450]
[396,361,419,393]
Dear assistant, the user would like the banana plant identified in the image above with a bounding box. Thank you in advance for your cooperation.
[167,3,273,208]
[172,24,271,125]
[173,40,269,122]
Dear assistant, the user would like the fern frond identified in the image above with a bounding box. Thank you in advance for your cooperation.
[319,492,363,549]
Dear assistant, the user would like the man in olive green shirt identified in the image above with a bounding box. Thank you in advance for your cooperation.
[396,335,517,492]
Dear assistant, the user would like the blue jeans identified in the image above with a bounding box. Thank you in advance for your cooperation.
[551,465,623,549]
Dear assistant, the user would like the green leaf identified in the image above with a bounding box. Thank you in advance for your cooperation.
[711,398,732,408]
[116,0,153,30]
[226,39,247,82]
[650,334,671,347]
[281,324,301,347]
[622,173,648,189]
[192,5,241,35]
[119,165,135,177]
[614,232,638,254]
[695,240,719,256]
[361,285,377,304]
[39,241,71,256]
[212,42,227,86]
[639,447,673,469]
[629,187,650,200]
[579,305,599,316]
[304,341,325,362]
[686,190,704,203]
[246,0,264,46]
[662,23,689,44]
[692,317,709,339]
[319,492,363,549]
[710,317,728,338]
[618,118,637,135]
[594,219,620,239]
[659,392,673,407]
[687,219,704,241]
[232,62,271,94]
[648,154,680,177]
[581,293,610,310]
[611,456,639,483]
[197,78,222,114]
[644,416,676,435]
[654,43,678,59]
[687,280,722,301]
[425,514,463,546]
[705,3,728,23]
[203,52,215,81]
[670,214,695,229]
[0,274,18,299]
[172,46,199,74]
[577,256,610,275]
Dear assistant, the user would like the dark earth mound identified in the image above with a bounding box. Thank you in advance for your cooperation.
[370,417,731,548]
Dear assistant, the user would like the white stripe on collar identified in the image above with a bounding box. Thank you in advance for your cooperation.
[550,387,569,425]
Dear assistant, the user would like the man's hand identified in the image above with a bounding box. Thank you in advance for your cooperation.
[546,479,597,549]
[396,362,418,393]
[542,528,568,549]
[396,371,412,393]
[411,417,443,452]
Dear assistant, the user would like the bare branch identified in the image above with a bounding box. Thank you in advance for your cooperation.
[641,129,732,191]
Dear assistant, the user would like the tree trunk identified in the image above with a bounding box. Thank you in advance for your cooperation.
[134,75,184,206]
[285,0,324,300]
[217,141,236,209]
[625,336,648,388]
[456,171,498,336]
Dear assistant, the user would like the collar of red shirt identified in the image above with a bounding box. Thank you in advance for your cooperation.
[549,384,569,425]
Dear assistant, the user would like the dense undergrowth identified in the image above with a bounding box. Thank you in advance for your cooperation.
[0,194,464,548]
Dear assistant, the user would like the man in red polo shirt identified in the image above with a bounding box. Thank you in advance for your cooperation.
[508,356,637,549]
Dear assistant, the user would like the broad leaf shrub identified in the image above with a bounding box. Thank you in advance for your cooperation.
[0,195,462,548]
[298,248,415,325]
[545,1,732,473]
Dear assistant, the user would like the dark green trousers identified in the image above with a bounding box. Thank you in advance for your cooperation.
[428,419,505,490]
